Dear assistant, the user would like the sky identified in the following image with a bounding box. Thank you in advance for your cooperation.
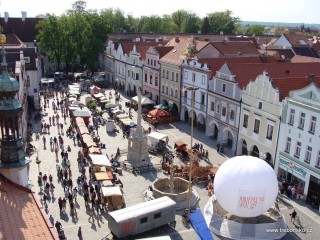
[0,0,319,24]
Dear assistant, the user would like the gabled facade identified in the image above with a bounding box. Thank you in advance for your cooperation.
[238,71,282,167]
[275,82,320,206]
[206,63,241,154]
[105,41,116,86]
[273,34,311,48]
[113,43,129,93]
[180,58,211,132]
[142,46,173,103]
[126,45,144,96]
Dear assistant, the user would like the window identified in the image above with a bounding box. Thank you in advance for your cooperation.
[222,107,226,116]
[140,217,148,224]
[192,73,195,82]
[294,141,301,158]
[128,70,130,77]
[151,59,153,65]
[305,146,312,163]
[217,104,220,114]
[148,59,150,64]
[201,93,205,104]
[266,124,274,140]
[150,75,153,84]
[162,69,165,78]
[316,151,320,167]
[155,76,158,86]
[285,137,291,153]
[211,102,215,111]
[135,73,139,80]
[154,213,161,219]
[230,110,235,120]
[162,85,164,93]
[144,74,147,83]
[222,83,226,92]
[176,73,179,82]
[254,119,260,134]
[27,76,30,87]
[171,72,174,81]
[171,88,174,97]
[243,114,248,128]
[184,70,188,80]
[309,116,317,133]
[132,71,134,79]
[166,70,169,79]
[154,60,156,66]
[175,89,178,98]
[288,109,295,125]
[166,86,168,94]
[202,75,205,85]
[258,102,262,109]
[298,112,305,129]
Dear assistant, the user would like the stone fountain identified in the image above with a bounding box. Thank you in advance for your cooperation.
[152,162,200,210]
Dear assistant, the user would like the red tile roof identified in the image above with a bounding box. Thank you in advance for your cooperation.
[227,62,320,89]
[160,38,209,66]
[3,34,25,47]
[210,41,260,55]
[0,175,56,240]
[272,76,320,100]
[0,17,43,42]
[120,42,165,59]
[199,56,264,78]
[283,34,310,46]
[155,46,174,58]
[291,55,320,63]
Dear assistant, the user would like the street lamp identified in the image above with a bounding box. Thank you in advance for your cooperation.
[182,85,199,220]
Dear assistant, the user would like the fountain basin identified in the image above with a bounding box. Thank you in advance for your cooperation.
[152,177,189,203]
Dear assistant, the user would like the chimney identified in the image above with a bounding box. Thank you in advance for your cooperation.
[285,70,290,77]
[308,73,315,83]
[21,11,27,21]
[4,12,9,23]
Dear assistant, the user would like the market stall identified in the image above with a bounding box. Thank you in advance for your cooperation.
[144,109,171,124]
[90,85,101,95]
[72,110,91,125]
[89,154,111,167]
[101,186,125,211]
[88,146,101,154]
[95,171,114,180]
[147,132,168,148]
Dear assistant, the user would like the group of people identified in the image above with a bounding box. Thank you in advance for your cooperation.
[192,142,209,160]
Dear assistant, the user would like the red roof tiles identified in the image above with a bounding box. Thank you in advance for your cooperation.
[210,41,260,55]
[0,175,56,240]
[283,34,310,46]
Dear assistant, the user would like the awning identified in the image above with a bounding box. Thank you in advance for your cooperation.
[75,117,85,125]
[148,109,170,118]
[82,134,96,147]
[147,132,168,146]
[69,89,80,95]
[132,96,155,105]
[88,146,101,154]
[73,110,91,117]
[175,140,187,147]
[101,186,122,197]
[95,171,114,181]
[78,125,89,135]
[94,93,104,99]
[89,154,111,167]
[190,209,214,240]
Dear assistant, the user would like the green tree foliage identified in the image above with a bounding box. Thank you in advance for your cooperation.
[246,24,266,35]
[234,23,245,35]
[207,10,240,34]
[183,38,197,58]
[137,15,163,33]
[171,10,200,33]
[201,17,210,34]
[36,14,65,71]
[160,14,178,33]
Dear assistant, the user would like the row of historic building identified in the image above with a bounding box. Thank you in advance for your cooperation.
[105,34,320,207]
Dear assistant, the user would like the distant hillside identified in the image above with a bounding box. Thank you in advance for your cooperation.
[241,21,320,29]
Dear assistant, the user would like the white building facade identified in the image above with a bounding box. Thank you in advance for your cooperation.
[275,83,320,208]
[180,58,210,132]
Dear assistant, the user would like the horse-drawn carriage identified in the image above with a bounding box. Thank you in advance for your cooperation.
[174,140,188,158]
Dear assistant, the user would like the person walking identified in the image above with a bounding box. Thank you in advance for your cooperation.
[290,209,297,223]
[49,215,55,225]
[88,207,95,222]
[77,226,83,239]
[42,135,46,149]
[58,197,63,212]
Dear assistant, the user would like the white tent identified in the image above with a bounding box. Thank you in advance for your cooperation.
[131,96,155,105]
[101,186,123,197]
[89,154,111,166]
[147,132,168,147]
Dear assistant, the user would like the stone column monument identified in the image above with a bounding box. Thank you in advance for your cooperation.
[127,88,149,164]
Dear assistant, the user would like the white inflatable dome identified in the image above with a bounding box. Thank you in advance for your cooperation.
[214,156,278,217]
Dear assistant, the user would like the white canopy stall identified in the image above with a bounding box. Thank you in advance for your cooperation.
[147,132,168,147]
[132,96,155,105]
[89,154,111,166]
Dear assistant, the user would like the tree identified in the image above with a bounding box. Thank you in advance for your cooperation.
[160,14,178,33]
[171,10,188,32]
[36,14,65,71]
[72,0,87,13]
[246,24,265,35]
[207,10,240,34]
[201,17,210,34]
[181,13,200,33]
[183,38,197,58]
[234,23,245,35]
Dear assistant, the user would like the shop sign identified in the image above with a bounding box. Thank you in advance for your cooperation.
[279,158,307,178]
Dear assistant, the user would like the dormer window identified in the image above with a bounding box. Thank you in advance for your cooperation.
[299,40,307,45]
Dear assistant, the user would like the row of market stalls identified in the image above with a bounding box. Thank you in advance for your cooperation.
[72,114,126,211]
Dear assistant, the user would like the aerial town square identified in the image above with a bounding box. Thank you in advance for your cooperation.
[0,1,320,240]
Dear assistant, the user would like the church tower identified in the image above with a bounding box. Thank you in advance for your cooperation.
[0,34,30,186]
